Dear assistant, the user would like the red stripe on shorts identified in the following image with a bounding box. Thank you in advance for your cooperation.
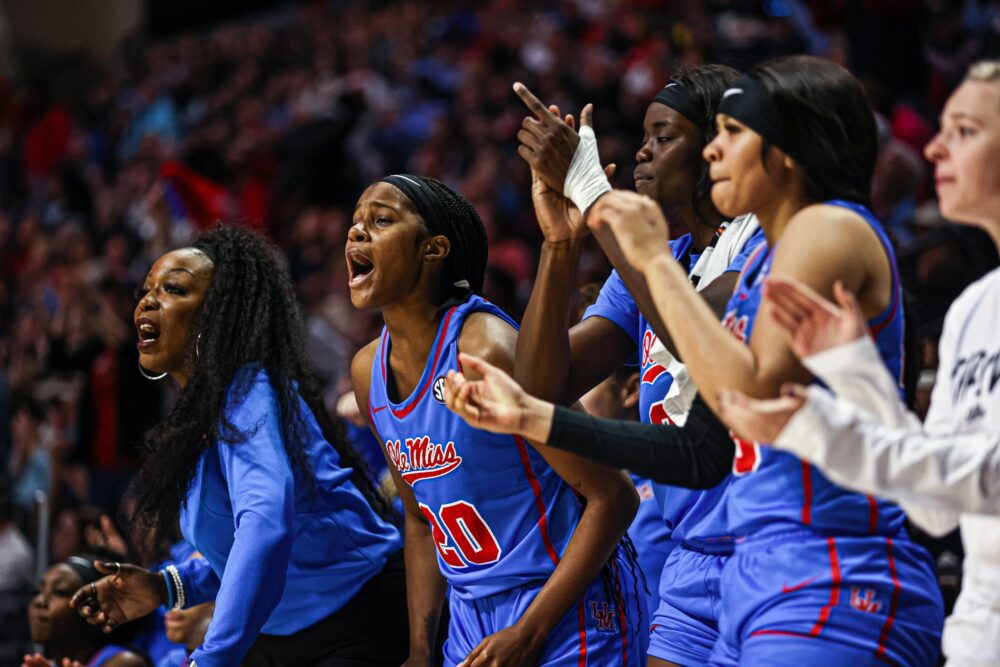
[809,537,841,636]
[576,599,588,667]
[867,495,880,533]
[876,537,901,663]
[611,558,628,666]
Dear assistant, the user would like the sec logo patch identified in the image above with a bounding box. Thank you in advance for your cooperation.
[433,376,447,403]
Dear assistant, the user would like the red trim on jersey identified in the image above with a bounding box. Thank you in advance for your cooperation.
[808,537,842,636]
[800,462,814,525]
[876,537,902,662]
[378,330,389,383]
[514,435,561,567]
[867,495,880,533]
[576,599,588,667]
[389,307,458,419]
[612,558,628,666]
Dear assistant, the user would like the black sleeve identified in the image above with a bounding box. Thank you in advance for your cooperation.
[546,393,733,489]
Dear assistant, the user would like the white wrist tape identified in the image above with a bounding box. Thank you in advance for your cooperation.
[563,125,611,213]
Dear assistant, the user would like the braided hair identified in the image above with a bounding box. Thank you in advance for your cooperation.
[412,176,489,298]
[128,224,392,562]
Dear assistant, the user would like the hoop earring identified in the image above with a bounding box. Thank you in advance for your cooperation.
[138,361,167,381]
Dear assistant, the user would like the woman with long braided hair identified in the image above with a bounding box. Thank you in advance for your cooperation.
[67,224,407,666]
[349,174,646,666]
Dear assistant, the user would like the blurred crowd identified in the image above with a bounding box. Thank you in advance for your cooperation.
[1,0,999,662]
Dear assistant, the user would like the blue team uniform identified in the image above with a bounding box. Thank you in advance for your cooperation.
[173,369,402,666]
[369,295,646,666]
[710,201,943,666]
[585,229,766,664]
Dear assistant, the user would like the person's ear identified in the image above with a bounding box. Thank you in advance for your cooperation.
[620,371,640,410]
[424,235,451,265]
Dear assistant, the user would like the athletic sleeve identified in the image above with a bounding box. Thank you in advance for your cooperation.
[189,375,295,667]
[174,556,219,608]
[776,387,998,525]
[546,393,733,489]
[582,268,640,347]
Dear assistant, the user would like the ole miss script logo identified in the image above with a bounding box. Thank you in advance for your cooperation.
[641,330,668,385]
[385,436,462,485]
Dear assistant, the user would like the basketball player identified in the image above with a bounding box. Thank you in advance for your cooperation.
[348,175,647,666]
[513,67,764,666]
[446,56,945,665]
[716,60,1000,667]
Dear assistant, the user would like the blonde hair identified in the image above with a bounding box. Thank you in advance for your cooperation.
[966,60,1000,82]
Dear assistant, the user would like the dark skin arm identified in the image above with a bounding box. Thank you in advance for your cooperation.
[351,342,446,667]
[514,83,733,382]
[458,312,638,666]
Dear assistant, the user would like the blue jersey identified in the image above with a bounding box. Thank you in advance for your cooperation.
[369,295,584,599]
[585,231,765,549]
[721,200,907,538]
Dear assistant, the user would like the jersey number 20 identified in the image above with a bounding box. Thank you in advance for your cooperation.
[419,501,502,567]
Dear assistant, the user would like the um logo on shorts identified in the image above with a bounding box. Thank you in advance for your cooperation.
[590,601,617,632]
[850,587,883,614]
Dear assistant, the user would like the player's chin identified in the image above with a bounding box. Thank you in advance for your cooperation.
[348,283,383,310]
[709,181,740,218]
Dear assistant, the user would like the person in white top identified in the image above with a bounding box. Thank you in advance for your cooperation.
[716,60,1000,667]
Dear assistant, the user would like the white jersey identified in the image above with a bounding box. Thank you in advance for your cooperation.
[648,213,759,424]
[776,266,1000,667]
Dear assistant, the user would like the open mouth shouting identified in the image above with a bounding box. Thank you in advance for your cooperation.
[347,248,375,287]
[136,317,161,350]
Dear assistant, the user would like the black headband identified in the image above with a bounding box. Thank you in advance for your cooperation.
[717,75,799,162]
[379,174,473,293]
[64,555,103,585]
[652,80,705,131]
[191,239,219,265]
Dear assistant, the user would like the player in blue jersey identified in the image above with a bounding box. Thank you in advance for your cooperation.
[445,56,946,665]
[584,55,945,665]
[347,175,647,666]
[511,67,764,666]
[68,225,406,666]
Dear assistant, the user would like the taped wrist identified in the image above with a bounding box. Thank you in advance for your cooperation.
[563,125,611,214]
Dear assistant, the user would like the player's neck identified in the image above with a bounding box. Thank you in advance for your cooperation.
[382,293,449,371]
[756,190,814,245]
[663,200,724,252]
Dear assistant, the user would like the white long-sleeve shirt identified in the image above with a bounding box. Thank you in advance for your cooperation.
[774,267,1000,667]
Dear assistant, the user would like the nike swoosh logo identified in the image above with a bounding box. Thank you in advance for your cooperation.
[722,88,744,98]
[781,576,818,594]
[371,405,388,413]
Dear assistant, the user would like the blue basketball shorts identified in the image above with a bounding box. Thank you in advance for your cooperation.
[443,555,649,666]
[709,529,944,666]
[648,544,729,665]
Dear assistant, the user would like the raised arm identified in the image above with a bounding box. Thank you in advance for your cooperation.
[512,85,632,404]
[351,344,445,667]
[457,313,638,665]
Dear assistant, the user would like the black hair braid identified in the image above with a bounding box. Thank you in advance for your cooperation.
[128,224,392,563]
[417,177,488,297]
[597,530,648,635]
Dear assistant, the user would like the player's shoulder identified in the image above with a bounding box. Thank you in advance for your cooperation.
[458,309,518,373]
[785,202,873,242]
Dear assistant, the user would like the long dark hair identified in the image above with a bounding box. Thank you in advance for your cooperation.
[128,224,391,562]
[749,55,878,206]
